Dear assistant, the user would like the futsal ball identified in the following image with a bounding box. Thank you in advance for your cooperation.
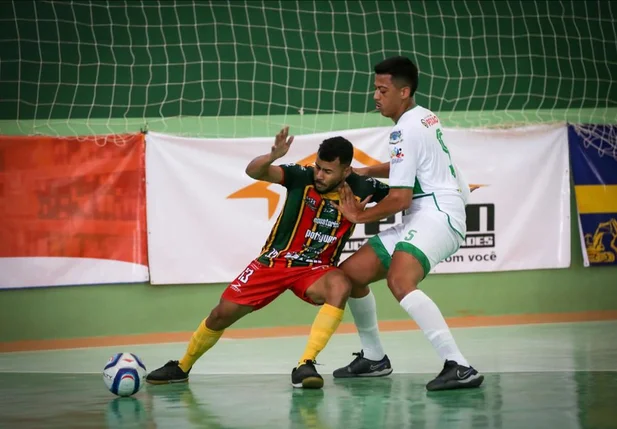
[103,352,147,397]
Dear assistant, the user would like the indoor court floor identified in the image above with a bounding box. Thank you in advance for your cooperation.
[0,320,616,429]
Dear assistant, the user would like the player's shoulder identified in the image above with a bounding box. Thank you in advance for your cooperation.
[346,172,388,193]
[280,162,313,175]
[397,105,438,130]
[390,106,441,147]
[279,162,313,186]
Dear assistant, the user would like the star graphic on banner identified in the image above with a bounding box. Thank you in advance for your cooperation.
[227,149,381,219]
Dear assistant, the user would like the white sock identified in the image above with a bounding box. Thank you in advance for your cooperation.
[400,290,470,367]
[348,290,386,361]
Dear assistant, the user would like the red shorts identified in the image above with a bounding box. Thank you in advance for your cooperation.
[221,260,337,310]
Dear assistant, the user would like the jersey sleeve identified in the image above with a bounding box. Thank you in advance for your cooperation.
[279,163,311,189]
[346,174,389,204]
[388,126,421,188]
[363,177,390,203]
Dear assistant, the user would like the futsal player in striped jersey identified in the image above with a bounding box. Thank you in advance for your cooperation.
[146,126,390,389]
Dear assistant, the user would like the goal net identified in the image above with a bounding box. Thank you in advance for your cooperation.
[0,1,615,154]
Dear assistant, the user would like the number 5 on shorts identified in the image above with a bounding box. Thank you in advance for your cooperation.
[404,229,417,242]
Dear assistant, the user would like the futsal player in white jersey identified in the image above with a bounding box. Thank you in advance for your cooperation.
[332,56,484,391]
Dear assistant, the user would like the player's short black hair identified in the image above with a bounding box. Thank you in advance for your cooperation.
[374,56,419,97]
[318,136,353,166]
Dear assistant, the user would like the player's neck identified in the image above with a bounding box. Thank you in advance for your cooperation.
[392,99,416,124]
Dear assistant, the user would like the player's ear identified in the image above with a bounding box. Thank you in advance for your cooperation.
[400,85,411,100]
[343,165,352,179]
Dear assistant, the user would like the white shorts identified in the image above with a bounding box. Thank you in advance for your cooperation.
[367,199,466,278]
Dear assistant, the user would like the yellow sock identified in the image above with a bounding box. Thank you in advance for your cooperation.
[299,304,344,365]
[178,319,224,373]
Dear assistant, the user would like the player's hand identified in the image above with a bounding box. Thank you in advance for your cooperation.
[270,126,294,160]
[331,182,372,223]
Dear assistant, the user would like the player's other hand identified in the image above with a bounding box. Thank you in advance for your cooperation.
[270,126,295,160]
[331,182,372,224]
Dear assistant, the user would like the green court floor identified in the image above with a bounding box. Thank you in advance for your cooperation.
[1,320,616,429]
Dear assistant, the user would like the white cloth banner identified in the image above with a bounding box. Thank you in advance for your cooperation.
[145,124,570,285]
[431,124,571,274]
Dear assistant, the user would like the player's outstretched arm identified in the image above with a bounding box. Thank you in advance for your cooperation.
[245,126,295,184]
[354,162,390,178]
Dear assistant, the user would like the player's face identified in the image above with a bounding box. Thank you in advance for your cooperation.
[313,157,351,194]
[373,74,406,119]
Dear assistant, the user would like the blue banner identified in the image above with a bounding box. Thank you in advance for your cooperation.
[568,124,617,267]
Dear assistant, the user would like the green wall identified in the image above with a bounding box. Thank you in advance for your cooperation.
[1,1,616,121]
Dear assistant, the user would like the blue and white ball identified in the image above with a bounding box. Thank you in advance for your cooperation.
[103,353,147,397]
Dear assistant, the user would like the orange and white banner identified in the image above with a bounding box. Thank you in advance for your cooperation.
[0,134,149,288]
[145,124,570,285]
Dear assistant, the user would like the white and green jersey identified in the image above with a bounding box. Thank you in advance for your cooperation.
[370,105,470,274]
[388,105,470,213]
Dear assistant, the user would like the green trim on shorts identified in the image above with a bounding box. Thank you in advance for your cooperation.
[367,235,392,270]
[403,193,432,215]
[394,242,431,279]
[431,194,465,241]
[404,193,465,241]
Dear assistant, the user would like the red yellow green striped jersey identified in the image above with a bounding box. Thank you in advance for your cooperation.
[257,164,389,267]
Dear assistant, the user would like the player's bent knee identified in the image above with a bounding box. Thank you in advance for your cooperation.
[349,282,370,299]
[386,271,418,302]
[324,271,352,307]
[206,305,233,331]
[305,269,351,308]
[205,307,226,331]
[305,288,329,305]
[340,244,386,289]
[206,300,251,331]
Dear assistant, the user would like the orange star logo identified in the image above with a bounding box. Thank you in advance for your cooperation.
[227,148,382,219]
[469,184,489,192]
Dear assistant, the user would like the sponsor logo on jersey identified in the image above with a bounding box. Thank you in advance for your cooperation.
[305,196,318,211]
[389,130,403,144]
[390,146,404,161]
[304,229,338,244]
[322,202,338,215]
[313,217,340,228]
[284,251,322,264]
[421,114,439,128]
